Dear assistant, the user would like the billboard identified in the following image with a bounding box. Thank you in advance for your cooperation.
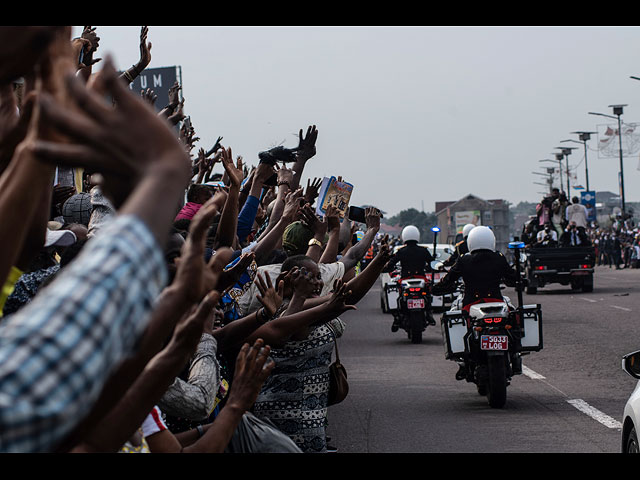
[125,66,181,113]
[454,210,481,233]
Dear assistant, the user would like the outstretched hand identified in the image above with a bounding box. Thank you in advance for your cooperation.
[295,125,318,163]
[32,56,192,209]
[255,272,284,318]
[225,338,276,412]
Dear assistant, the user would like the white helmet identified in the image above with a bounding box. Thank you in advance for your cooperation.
[462,223,476,238]
[401,225,420,243]
[467,226,495,252]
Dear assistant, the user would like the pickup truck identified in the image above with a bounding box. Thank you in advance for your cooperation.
[523,246,596,294]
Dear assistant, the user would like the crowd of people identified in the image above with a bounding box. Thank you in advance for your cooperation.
[0,26,391,453]
[521,187,640,268]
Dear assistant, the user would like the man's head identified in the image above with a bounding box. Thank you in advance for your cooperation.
[572,196,580,204]
[551,188,560,199]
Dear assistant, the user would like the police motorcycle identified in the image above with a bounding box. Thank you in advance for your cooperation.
[395,269,436,344]
[440,235,543,408]
[384,226,440,344]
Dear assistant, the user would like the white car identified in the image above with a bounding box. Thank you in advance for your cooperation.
[621,350,640,453]
[380,243,456,313]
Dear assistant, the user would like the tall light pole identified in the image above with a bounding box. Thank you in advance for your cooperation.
[561,131,597,192]
[532,168,555,193]
[589,105,627,217]
[555,146,577,195]
[539,158,563,191]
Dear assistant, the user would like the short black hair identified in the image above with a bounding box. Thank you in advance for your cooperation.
[281,254,316,273]
[187,184,212,203]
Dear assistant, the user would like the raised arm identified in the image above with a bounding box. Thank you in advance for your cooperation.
[339,207,381,271]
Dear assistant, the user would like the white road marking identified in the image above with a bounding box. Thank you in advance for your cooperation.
[578,298,597,303]
[567,399,622,430]
[610,305,632,312]
[523,366,622,430]
[522,365,546,380]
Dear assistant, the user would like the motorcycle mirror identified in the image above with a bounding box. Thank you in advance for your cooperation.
[622,350,640,379]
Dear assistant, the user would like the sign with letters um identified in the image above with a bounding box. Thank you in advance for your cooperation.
[125,66,182,113]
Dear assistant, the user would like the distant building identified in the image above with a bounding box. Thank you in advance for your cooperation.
[435,194,510,253]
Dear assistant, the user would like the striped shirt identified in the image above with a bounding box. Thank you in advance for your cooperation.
[0,215,167,452]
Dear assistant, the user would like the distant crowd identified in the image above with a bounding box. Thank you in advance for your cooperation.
[519,187,640,268]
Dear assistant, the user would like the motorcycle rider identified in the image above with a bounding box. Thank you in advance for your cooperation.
[441,223,475,268]
[432,226,523,379]
[383,225,435,330]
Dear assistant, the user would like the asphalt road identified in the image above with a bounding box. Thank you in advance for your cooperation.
[326,265,640,453]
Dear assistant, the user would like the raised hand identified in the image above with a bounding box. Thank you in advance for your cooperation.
[276,165,294,188]
[220,147,244,189]
[140,88,157,106]
[80,26,101,66]
[299,203,325,238]
[0,27,64,84]
[138,26,152,71]
[282,188,303,221]
[225,339,275,412]
[325,279,357,314]
[303,177,322,205]
[255,272,285,318]
[365,206,382,232]
[294,125,318,163]
[167,81,181,110]
[324,203,341,232]
[33,56,192,209]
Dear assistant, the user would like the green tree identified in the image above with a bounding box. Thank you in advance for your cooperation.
[386,208,439,242]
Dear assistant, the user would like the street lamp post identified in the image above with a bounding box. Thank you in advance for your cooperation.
[588,105,627,217]
[555,146,577,195]
[539,158,563,191]
[561,131,596,192]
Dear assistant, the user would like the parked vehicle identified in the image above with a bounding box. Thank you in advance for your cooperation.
[621,350,640,453]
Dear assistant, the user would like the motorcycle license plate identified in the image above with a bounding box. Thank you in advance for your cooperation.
[481,335,508,351]
[407,298,425,309]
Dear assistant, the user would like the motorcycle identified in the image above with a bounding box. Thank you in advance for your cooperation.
[440,242,543,408]
[390,272,436,344]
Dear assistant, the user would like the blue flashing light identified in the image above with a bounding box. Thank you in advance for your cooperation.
[431,226,441,233]
[508,241,525,249]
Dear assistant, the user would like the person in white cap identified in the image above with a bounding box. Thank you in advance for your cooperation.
[382,225,435,330]
[442,223,476,268]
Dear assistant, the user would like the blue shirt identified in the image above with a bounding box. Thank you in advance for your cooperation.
[0,215,167,452]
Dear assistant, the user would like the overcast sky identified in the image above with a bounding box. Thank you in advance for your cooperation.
[73,26,640,217]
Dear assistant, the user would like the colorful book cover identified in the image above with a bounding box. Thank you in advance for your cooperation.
[316,176,353,218]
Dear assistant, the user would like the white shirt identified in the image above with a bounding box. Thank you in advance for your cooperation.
[238,261,346,316]
[537,229,557,244]
[566,203,588,228]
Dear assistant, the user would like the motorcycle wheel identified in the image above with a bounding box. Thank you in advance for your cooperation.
[487,354,507,408]
[409,311,423,344]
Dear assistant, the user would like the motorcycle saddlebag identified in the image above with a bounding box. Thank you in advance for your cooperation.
[441,310,467,360]
[517,304,543,352]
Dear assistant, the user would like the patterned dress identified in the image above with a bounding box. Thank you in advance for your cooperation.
[251,323,337,453]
